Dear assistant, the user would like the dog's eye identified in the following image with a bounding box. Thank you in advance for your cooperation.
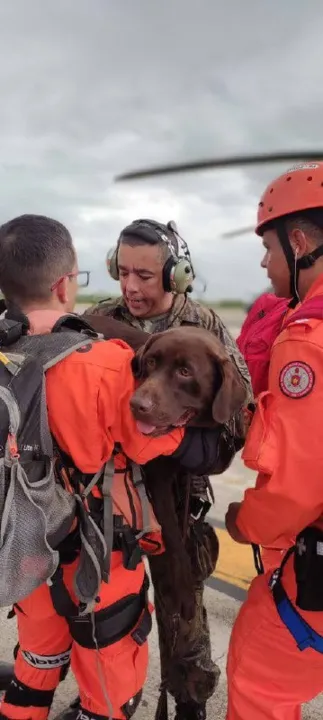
[146,357,156,370]
[177,366,191,377]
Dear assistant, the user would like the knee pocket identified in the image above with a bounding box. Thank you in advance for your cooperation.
[77,689,142,720]
[121,687,142,720]
[78,635,149,720]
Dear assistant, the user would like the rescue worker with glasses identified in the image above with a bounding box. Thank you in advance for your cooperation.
[225,161,323,719]
[0,214,247,720]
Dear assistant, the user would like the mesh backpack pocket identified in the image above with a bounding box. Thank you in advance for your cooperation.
[0,345,79,607]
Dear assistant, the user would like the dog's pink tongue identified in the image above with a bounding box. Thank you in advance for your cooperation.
[136,420,157,435]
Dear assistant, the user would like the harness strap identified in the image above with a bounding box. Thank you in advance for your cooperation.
[48,564,152,650]
[101,459,116,583]
[68,587,151,650]
[117,523,143,571]
[131,598,153,647]
[60,451,156,585]
[131,463,152,536]
[82,467,104,498]
[82,461,145,574]
[5,677,55,708]
[48,565,79,617]
[271,575,323,653]
[86,498,143,568]
[252,543,264,575]
[81,459,115,583]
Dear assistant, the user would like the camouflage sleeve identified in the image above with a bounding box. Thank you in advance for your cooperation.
[202,307,254,441]
[82,298,119,317]
[206,309,252,391]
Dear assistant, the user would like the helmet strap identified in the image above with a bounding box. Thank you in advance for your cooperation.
[275,219,323,308]
[275,220,299,306]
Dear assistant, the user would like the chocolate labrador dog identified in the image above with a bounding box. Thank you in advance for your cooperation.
[86,314,148,351]
[85,316,247,619]
[87,316,245,427]
[129,325,246,618]
[130,325,246,431]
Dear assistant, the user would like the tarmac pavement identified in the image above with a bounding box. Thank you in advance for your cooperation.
[1,454,321,719]
[0,305,321,718]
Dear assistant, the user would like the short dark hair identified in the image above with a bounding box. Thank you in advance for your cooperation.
[118,219,174,263]
[285,211,323,247]
[0,214,76,304]
[119,233,170,262]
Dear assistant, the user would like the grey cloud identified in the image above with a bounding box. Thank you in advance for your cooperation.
[0,0,322,301]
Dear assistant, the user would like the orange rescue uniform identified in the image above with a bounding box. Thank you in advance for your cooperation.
[0,328,184,720]
[47,335,184,472]
[226,275,323,720]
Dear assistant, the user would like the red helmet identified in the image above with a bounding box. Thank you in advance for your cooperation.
[256,161,323,236]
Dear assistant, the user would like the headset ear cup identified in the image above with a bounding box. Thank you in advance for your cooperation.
[106,247,119,281]
[162,256,176,292]
[171,259,195,294]
[163,257,194,294]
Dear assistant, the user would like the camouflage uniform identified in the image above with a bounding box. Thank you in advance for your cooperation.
[83,295,252,715]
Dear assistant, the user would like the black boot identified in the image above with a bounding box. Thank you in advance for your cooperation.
[0,664,14,692]
[174,700,207,720]
[52,695,80,719]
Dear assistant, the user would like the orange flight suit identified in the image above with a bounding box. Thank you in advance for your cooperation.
[0,312,184,720]
[226,275,323,720]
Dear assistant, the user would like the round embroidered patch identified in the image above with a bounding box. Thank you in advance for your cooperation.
[279,361,315,399]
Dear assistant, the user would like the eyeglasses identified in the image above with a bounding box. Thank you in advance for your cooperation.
[76,271,91,288]
[51,271,91,292]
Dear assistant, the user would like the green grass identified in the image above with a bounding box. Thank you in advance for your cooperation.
[76,293,108,304]
[76,293,246,309]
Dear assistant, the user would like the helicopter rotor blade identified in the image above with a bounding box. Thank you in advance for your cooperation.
[221,225,255,239]
[115,151,323,181]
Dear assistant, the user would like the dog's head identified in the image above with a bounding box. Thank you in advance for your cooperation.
[130,326,247,435]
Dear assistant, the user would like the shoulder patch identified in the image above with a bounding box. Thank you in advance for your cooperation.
[279,361,315,399]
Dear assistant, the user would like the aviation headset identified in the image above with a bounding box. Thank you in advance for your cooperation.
[106,218,195,294]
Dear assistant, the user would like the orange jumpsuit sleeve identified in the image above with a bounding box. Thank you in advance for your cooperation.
[97,350,184,465]
[45,338,183,473]
[236,332,323,547]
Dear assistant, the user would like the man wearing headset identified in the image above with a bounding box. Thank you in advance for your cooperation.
[81,219,252,720]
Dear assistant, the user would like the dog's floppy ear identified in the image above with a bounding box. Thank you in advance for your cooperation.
[131,333,163,378]
[212,359,248,424]
[201,333,248,425]
[131,344,146,378]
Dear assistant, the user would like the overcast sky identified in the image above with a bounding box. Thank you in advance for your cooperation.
[0,0,322,301]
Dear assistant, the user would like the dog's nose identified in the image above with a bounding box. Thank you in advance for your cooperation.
[130,395,153,414]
